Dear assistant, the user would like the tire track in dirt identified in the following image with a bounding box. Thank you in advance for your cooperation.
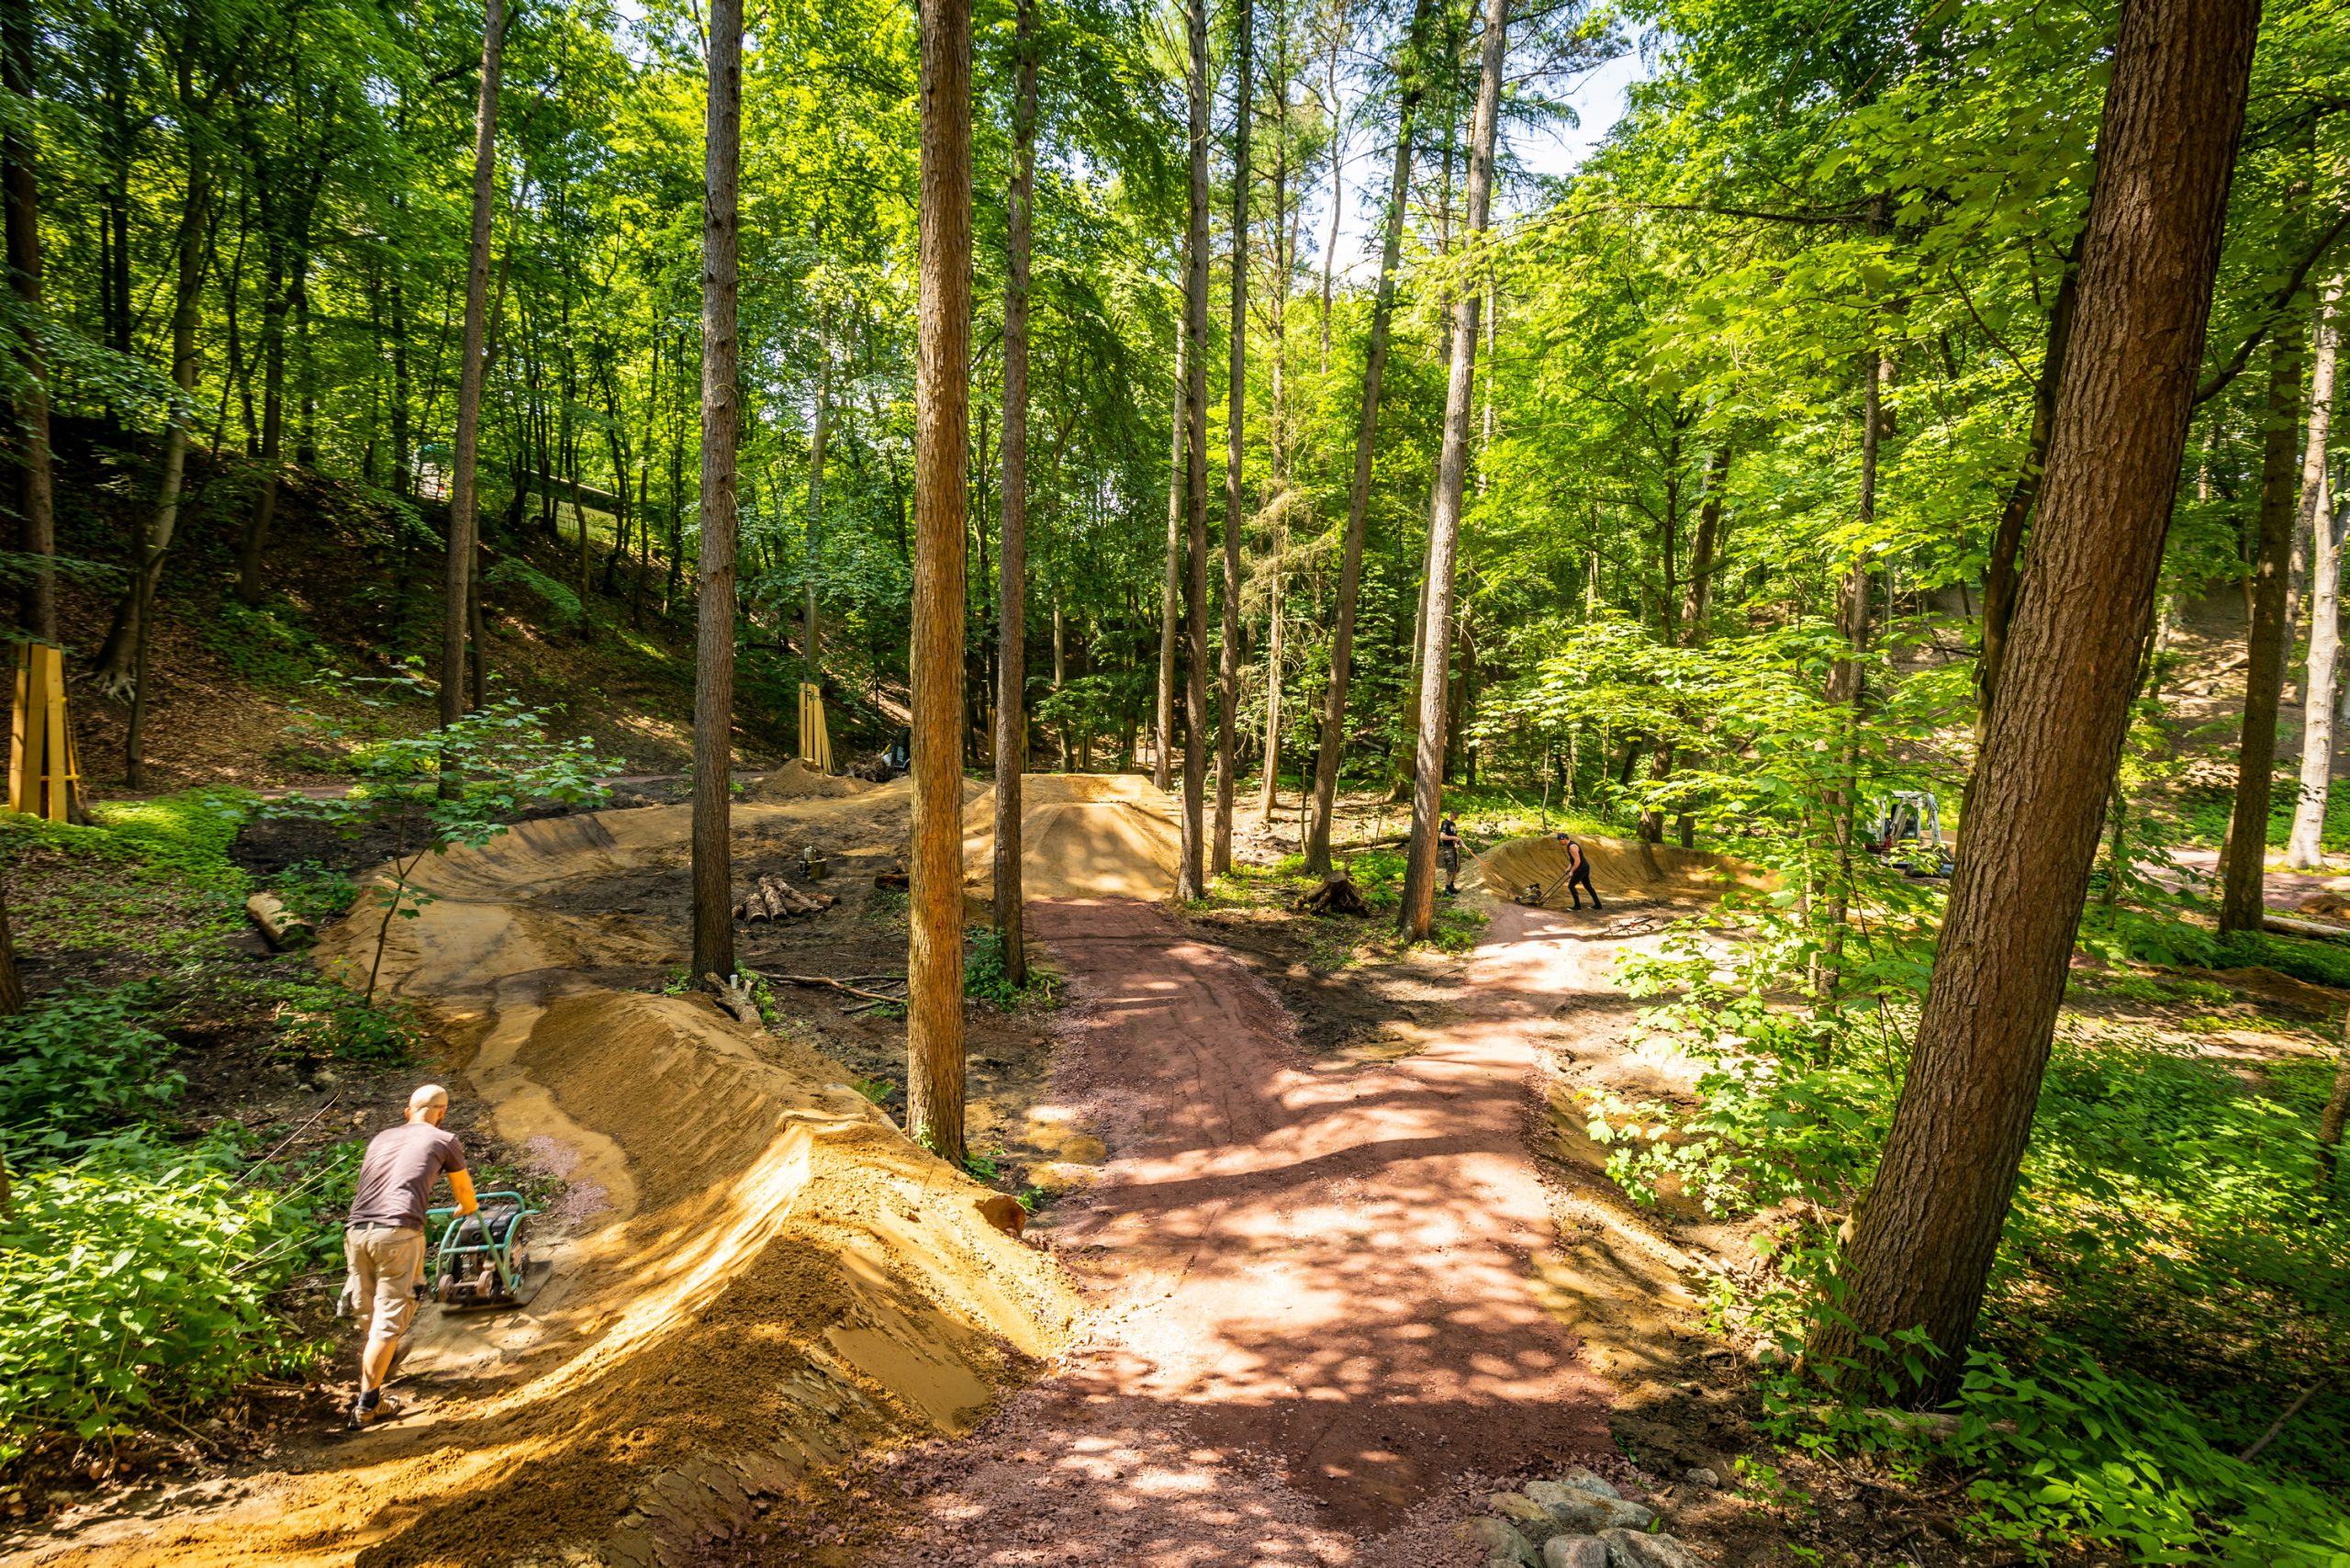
[867,898,1619,1568]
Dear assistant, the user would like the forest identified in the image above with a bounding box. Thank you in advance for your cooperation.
[1,0,2347,1562]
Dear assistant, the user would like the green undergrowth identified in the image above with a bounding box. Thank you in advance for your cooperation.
[2180,774,2350,853]
[1602,887,2350,1563]
[966,927,1057,1009]
[2215,928,2350,991]
[0,789,430,1467]
[1203,850,1488,957]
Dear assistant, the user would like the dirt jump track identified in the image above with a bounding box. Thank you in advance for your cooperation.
[28,784,1079,1568]
[25,779,1728,1568]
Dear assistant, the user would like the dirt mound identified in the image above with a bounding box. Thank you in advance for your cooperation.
[740,758,873,802]
[961,775,1184,901]
[31,795,1079,1568]
[1469,833,1765,908]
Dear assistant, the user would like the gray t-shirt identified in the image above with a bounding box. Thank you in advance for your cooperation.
[348,1121,467,1231]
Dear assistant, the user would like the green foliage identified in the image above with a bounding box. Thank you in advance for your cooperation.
[2215,930,2350,991]
[964,928,1033,1010]
[0,1137,299,1462]
[263,671,618,996]
[2179,771,2350,851]
[0,987,184,1161]
[265,982,424,1063]
[2068,973,2234,1007]
[203,601,337,690]
[4,789,252,899]
[483,560,585,631]
[269,860,362,921]
[2075,902,2221,970]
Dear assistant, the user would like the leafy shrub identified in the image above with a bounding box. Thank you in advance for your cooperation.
[483,559,584,630]
[2076,902,2219,969]
[1946,1343,2350,1566]
[0,986,183,1159]
[0,1138,295,1461]
[270,860,361,920]
[964,928,1024,1009]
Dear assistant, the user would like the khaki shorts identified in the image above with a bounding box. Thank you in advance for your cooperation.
[344,1226,426,1343]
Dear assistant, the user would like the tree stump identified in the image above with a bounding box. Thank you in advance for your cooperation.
[1294,873,1371,917]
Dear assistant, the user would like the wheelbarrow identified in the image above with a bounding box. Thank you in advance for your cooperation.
[422,1190,549,1309]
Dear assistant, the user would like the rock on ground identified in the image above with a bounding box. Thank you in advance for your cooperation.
[1599,1528,1709,1568]
[1543,1537,1611,1568]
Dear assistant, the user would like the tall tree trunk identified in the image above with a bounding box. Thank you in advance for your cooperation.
[390,274,411,498]
[907,0,972,1166]
[805,335,832,696]
[238,247,288,608]
[691,0,742,982]
[1178,0,1212,900]
[1685,445,1728,630]
[1215,0,1251,876]
[120,65,209,786]
[1400,0,1504,938]
[2288,274,2343,869]
[1259,2,1290,824]
[440,0,503,778]
[2220,319,2312,932]
[1304,0,1438,876]
[1154,316,1185,792]
[994,0,1037,988]
[1318,15,1342,377]
[1813,0,2256,1402]
[1819,351,1885,997]
[3,0,53,644]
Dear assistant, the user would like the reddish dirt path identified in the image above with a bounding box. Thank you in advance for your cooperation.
[869,899,1615,1567]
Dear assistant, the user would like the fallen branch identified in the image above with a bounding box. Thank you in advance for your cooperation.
[769,973,906,1006]
[2239,1383,2322,1462]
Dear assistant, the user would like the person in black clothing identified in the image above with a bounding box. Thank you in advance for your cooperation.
[1438,814,1462,895]
[1554,833,1602,910]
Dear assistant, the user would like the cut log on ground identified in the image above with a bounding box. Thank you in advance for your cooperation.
[733,872,837,922]
[874,859,910,890]
[2266,913,2350,944]
[244,891,315,950]
[1294,874,1372,917]
[702,971,761,1025]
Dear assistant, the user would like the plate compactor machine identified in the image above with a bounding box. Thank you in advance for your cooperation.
[420,1190,550,1310]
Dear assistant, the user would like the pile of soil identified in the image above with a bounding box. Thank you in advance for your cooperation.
[740,759,875,803]
[961,773,1184,901]
[1468,834,1764,909]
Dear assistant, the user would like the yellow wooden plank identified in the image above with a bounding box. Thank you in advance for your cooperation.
[40,646,68,823]
[8,644,30,814]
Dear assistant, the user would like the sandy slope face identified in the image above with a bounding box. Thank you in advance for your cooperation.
[960,774,1184,901]
[29,793,1080,1568]
[1466,834,1768,908]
